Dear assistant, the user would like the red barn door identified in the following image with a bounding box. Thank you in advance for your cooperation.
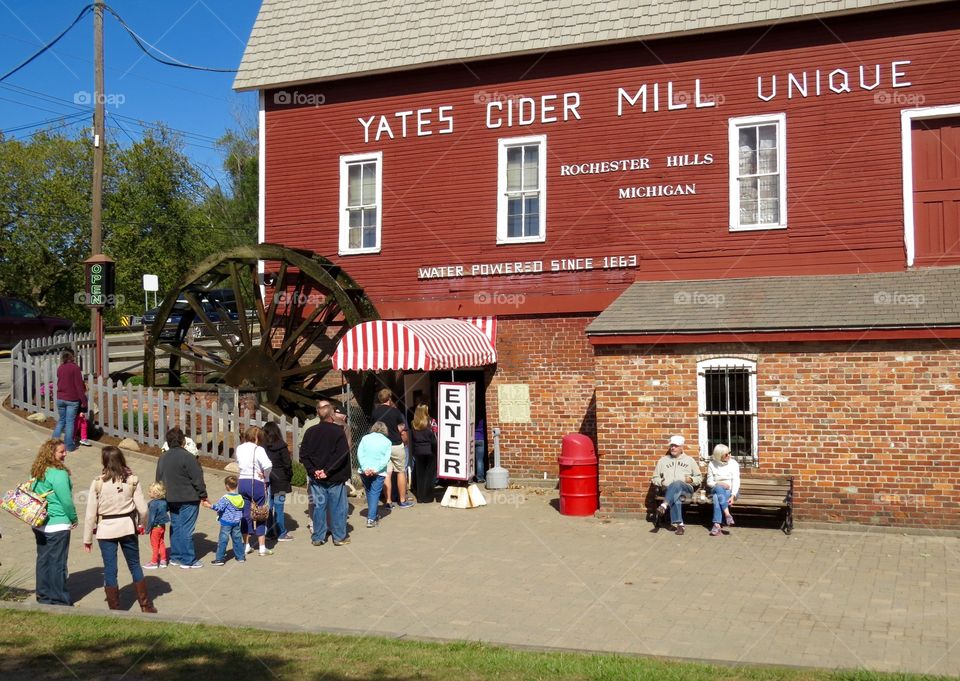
[912,117,960,267]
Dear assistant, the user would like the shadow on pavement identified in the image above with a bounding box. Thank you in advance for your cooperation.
[194,532,218,558]
[68,567,172,609]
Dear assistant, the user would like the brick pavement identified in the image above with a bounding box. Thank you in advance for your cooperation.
[1,406,958,675]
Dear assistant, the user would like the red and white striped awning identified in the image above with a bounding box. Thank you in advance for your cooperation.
[333,317,497,371]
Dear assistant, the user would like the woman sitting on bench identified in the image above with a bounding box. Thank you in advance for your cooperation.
[707,445,740,536]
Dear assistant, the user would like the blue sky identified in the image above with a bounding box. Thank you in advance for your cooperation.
[0,1,261,185]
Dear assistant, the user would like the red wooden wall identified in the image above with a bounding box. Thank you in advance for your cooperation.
[262,4,960,319]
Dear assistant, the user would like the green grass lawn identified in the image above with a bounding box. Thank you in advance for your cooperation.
[0,608,945,681]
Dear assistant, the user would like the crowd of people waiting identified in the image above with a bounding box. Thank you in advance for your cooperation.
[24,386,457,612]
[26,387,742,617]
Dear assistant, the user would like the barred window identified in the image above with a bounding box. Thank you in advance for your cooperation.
[697,358,758,466]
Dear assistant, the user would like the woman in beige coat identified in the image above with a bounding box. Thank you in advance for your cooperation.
[83,446,156,612]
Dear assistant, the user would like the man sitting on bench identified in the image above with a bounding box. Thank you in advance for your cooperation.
[651,435,702,535]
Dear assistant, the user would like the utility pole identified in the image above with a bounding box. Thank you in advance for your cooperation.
[91,0,105,376]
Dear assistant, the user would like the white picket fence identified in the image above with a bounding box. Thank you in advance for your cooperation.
[10,333,303,459]
[9,332,103,416]
[84,376,303,459]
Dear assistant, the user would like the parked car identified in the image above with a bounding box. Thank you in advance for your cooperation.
[0,296,74,349]
[143,291,240,341]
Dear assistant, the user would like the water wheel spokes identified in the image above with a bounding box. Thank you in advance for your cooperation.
[144,243,379,419]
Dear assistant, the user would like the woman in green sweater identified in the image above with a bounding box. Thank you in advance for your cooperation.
[31,438,77,605]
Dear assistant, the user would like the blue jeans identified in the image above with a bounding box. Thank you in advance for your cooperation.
[475,440,486,482]
[98,534,143,587]
[309,480,347,543]
[53,399,80,451]
[216,523,244,561]
[269,493,287,537]
[34,529,71,605]
[361,474,385,521]
[712,486,733,525]
[664,480,694,525]
[168,502,200,565]
[238,478,267,537]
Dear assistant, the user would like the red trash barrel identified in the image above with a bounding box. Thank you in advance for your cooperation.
[558,433,598,516]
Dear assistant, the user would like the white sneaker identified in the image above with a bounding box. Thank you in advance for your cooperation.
[244,545,254,555]
[79,439,92,447]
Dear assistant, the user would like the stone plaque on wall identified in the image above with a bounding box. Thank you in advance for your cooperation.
[498,384,531,423]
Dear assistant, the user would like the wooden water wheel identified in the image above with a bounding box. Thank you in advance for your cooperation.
[143,243,379,419]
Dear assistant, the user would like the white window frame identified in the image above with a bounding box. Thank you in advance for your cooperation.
[728,113,787,232]
[339,151,383,255]
[697,357,759,465]
[497,135,547,244]
[900,104,960,267]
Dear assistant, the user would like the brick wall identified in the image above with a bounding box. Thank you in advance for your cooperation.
[486,315,597,478]
[595,340,960,529]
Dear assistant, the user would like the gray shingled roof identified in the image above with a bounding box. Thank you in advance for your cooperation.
[234,0,922,91]
[586,268,960,335]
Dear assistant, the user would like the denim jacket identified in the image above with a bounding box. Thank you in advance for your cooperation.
[146,498,169,529]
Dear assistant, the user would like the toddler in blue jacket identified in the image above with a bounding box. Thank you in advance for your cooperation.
[143,482,170,569]
[202,475,245,565]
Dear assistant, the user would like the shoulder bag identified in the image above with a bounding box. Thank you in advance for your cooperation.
[1,479,52,528]
[248,458,271,523]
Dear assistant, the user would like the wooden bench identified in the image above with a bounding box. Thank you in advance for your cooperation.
[651,475,794,534]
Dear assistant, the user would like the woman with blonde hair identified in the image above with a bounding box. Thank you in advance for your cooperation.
[235,425,274,556]
[357,421,392,528]
[706,444,740,536]
[83,446,156,612]
[30,438,78,605]
[410,404,437,503]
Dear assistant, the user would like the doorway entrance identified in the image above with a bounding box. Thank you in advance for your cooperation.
[903,108,960,267]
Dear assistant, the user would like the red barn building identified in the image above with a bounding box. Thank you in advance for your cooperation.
[236,0,960,528]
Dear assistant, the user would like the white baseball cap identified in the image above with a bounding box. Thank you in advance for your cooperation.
[668,435,685,447]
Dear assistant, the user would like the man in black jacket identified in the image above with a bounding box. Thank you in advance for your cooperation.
[300,404,351,546]
[155,427,207,568]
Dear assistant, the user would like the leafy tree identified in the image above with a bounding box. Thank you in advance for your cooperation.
[0,131,92,323]
[0,121,258,328]
[202,123,258,246]
[103,126,208,322]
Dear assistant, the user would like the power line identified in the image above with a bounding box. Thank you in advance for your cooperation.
[0,83,223,145]
[105,115,136,144]
[0,3,238,86]
[110,116,221,146]
[0,5,94,83]
[0,30,236,106]
[2,110,88,135]
[102,4,238,74]
[6,117,87,141]
[0,91,213,148]
[0,93,85,117]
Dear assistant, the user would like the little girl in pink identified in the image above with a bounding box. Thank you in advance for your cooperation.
[74,411,92,447]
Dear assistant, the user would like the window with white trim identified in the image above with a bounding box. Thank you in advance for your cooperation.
[729,114,786,231]
[497,135,546,243]
[697,358,758,466]
[339,151,382,255]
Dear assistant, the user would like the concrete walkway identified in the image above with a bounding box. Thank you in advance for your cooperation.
[1,405,958,676]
